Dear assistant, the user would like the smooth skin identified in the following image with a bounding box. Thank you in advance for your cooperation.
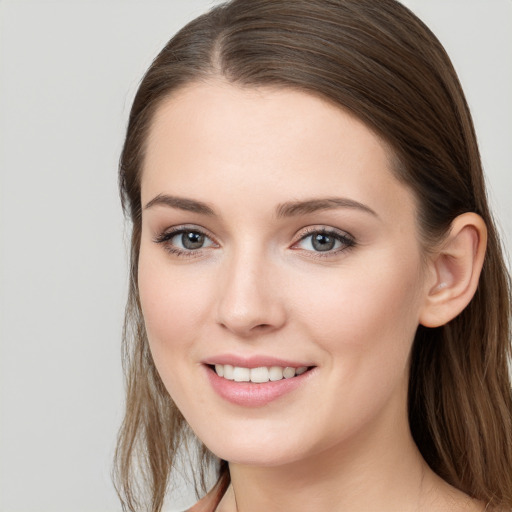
[138,80,486,512]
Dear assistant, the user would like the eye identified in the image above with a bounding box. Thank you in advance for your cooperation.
[294,228,355,255]
[154,227,216,256]
[172,230,211,250]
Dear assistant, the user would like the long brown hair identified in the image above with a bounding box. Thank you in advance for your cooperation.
[114,1,512,510]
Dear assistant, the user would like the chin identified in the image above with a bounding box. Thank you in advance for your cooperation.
[209,441,305,468]
[191,418,321,468]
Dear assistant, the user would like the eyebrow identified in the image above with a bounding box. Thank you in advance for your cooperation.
[144,194,216,215]
[276,197,378,218]
[144,194,378,218]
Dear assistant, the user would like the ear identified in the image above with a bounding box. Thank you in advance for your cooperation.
[419,212,487,328]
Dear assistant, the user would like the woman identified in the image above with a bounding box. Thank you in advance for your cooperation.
[114,1,512,511]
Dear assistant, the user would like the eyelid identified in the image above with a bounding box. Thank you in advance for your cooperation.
[291,226,356,256]
[153,224,216,242]
[153,224,219,258]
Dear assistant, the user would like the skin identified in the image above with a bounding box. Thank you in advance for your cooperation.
[138,80,484,511]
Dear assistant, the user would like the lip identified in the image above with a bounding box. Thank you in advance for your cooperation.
[203,354,314,369]
[203,360,316,407]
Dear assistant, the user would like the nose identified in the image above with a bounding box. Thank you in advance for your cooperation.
[215,248,287,338]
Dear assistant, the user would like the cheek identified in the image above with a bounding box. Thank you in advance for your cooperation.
[282,253,424,443]
[137,251,216,416]
[293,251,424,370]
[137,248,211,362]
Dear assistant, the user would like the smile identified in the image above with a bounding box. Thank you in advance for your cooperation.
[204,362,316,407]
[213,364,309,383]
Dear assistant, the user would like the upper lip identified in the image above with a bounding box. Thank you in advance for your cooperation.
[203,354,315,369]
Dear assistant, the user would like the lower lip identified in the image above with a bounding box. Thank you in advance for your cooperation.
[204,365,315,407]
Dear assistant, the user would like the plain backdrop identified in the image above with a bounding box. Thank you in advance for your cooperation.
[0,1,510,511]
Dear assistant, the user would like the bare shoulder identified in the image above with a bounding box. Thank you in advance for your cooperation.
[419,467,484,512]
[426,492,485,512]
[422,471,487,512]
[185,492,219,512]
[186,479,231,512]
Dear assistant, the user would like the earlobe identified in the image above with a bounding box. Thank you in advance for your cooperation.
[419,213,487,328]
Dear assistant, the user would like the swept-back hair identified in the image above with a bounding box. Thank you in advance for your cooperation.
[114,1,512,510]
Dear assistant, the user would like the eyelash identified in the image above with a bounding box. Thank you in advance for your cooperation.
[153,226,356,259]
[153,226,218,259]
[292,227,356,258]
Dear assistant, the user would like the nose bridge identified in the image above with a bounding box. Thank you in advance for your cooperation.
[216,240,286,336]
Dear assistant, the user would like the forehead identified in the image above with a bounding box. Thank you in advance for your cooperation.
[141,80,415,223]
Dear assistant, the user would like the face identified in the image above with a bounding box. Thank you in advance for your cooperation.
[138,81,430,467]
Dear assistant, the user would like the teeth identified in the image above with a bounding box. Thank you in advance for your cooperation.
[250,367,270,383]
[213,364,310,383]
[283,367,296,379]
[223,364,234,380]
[233,367,250,382]
[269,366,284,381]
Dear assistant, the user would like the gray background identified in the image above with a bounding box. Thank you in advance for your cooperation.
[0,1,510,511]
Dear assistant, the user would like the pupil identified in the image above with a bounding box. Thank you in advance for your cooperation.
[312,233,335,252]
[182,231,204,249]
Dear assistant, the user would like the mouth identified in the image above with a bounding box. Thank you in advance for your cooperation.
[203,356,317,406]
[208,364,314,383]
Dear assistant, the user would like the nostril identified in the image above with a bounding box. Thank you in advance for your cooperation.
[253,323,272,330]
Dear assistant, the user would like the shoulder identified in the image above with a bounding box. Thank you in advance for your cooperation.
[185,471,231,512]
[184,491,219,512]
